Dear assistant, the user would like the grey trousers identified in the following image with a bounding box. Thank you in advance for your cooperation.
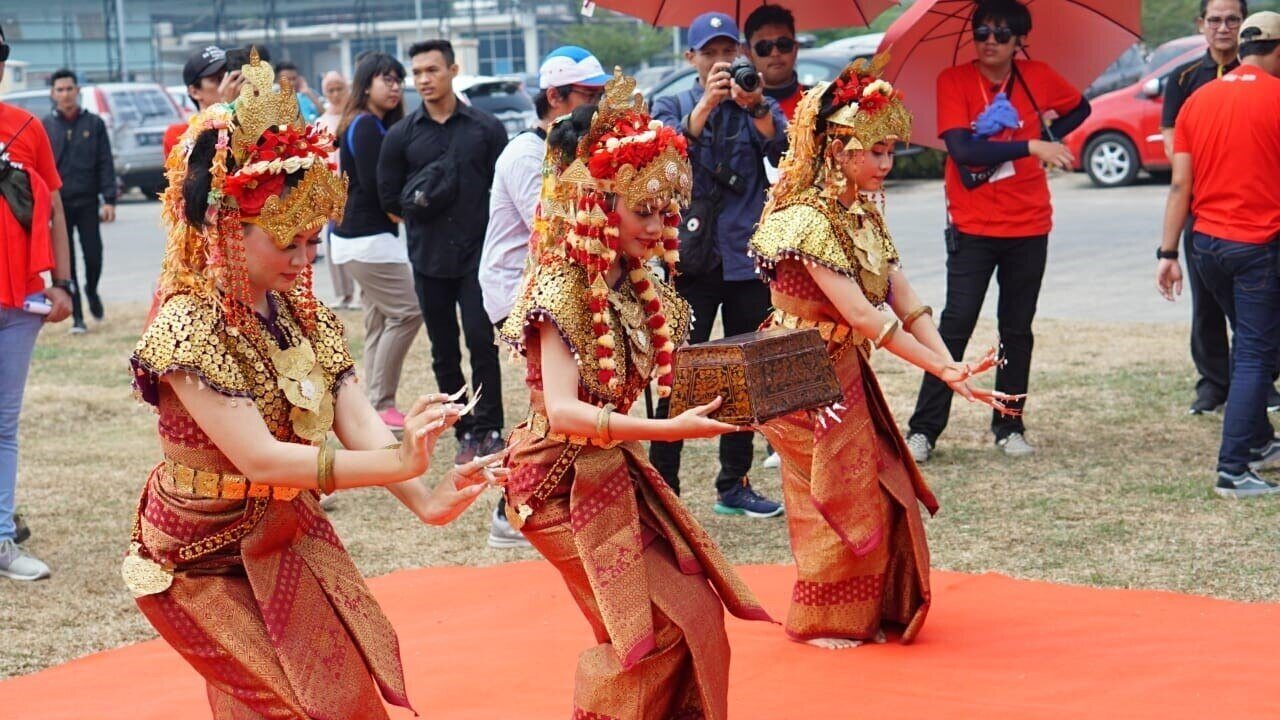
[341,260,422,411]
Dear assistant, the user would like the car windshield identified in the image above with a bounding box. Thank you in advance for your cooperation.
[465,82,533,114]
[108,89,181,126]
[1147,41,1201,74]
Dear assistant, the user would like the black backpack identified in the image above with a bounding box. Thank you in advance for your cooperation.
[399,121,459,222]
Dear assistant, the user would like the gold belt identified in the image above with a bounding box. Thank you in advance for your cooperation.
[771,309,864,345]
[525,412,620,449]
[161,460,302,502]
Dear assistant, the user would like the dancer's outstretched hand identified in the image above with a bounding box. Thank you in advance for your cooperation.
[419,449,511,526]
[669,396,740,440]
[399,393,463,478]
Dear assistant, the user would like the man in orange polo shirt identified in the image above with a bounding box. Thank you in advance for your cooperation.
[1157,11,1280,498]
[905,0,1090,463]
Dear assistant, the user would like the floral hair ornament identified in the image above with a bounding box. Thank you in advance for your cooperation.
[536,68,693,396]
[156,47,347,336]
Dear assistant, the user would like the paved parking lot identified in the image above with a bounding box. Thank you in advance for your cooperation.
[92,173,1186,324]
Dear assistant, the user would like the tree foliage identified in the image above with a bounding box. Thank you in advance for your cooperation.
[555,21,672,72]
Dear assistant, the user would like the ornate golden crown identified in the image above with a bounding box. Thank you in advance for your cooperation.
[231,48,303,165]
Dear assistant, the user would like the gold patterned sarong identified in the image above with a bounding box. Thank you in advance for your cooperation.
[752,196,938,643]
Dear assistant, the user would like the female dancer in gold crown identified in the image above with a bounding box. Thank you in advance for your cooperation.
[124,51,504,718]
[499,69,772,719]
[750,57,1020,650]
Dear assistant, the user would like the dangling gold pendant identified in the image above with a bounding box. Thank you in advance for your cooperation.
[121,543,174,598]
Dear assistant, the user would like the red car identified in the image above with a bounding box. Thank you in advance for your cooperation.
[1065,36,1206,188]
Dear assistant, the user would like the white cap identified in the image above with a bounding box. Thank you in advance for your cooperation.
[539,46,610,89]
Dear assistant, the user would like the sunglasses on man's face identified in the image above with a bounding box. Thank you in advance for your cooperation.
[569,85,604,103]
[753,37,797,57]
[973,25,1015,44]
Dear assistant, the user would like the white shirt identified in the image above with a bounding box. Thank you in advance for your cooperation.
[329,231,410,266]
[479,130,545,323]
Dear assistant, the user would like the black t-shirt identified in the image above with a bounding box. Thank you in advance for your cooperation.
[335,113,397,239]
[1162,51,1240,129]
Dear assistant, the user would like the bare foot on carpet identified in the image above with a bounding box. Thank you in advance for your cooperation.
[801,630,885,650]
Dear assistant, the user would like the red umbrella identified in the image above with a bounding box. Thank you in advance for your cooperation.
[590,0,900,31]
[877,0,1141,149]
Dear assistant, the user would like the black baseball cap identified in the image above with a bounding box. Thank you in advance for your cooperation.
[183,45,226,87]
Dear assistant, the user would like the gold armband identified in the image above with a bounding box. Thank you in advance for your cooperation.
[873,318,900,349]
[316,443,336,495]
[595,403,616,444]
[381,442,402,451]
[902,305,933,332]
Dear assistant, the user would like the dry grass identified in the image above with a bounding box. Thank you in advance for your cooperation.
[1,306,1277,678]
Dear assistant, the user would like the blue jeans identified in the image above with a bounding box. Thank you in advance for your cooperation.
[1191,234,1280,473]
[0,295,45,540]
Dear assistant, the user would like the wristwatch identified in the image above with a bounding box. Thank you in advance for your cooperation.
[748,102,770,119]
[51,278,75,292]
[1156,248,1179,260]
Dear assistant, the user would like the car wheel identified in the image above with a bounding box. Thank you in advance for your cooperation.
[1083,132,1140,188]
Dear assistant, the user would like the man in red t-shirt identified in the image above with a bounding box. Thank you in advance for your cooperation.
[1156,11,1280,499]
[906,0,1090,463]
[745,4,807,121]
[0,22,74,581]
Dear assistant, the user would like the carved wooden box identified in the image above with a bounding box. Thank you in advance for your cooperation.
[668,327,843,425]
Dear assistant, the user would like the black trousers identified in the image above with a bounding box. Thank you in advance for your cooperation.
[412,270,503,436]
[63,201,103,324]
[649,270,771,495]
[1184,219,1232,401]
[908,232,1047,443]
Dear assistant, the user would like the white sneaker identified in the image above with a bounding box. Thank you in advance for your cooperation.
[905,433,932,464]
[487,504,531,549]
[762,452,781,469]
[0,539,51,581]
[996,432,1035,457]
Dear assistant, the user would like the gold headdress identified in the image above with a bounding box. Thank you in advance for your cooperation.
[765,52,912,214]
[157,48,347,334]
[525,68,693,396]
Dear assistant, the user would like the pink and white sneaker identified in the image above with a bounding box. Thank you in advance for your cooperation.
[378,407,406,430]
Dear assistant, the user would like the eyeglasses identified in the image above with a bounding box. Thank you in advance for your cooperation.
[569,85,605,103]
[752,37,797,56]
[973,25,1015,44]
[1203,15,1243,29]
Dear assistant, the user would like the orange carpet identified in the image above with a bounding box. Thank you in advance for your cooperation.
[3,563,1278,719]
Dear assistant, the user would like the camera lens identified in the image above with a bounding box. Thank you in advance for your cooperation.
[729,58,760,94]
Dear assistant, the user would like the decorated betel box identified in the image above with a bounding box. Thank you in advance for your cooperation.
[668,327,843,425]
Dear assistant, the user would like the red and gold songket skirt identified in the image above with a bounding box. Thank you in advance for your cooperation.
[760,334,939,644]
[132,464,412,719]
[506,432,772,720]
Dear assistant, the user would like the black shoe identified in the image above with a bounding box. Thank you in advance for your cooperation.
[1214,469,1280,499]
[477,429,505,458]
[87,292,104,320]
[1268,387,1280,414]
[1189,394,1224,415]
[455,432,478,465]
[13,513,30,544]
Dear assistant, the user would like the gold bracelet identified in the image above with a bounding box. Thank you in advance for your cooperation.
[873,318,900,349]
[902,305,933,332]
[595,403,616,444]
[316,443,336,495]
[381,442,402,451]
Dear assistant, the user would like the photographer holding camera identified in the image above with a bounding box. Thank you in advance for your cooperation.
[650,11,787,518]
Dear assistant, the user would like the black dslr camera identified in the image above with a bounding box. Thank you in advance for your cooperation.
[728,57,760,93]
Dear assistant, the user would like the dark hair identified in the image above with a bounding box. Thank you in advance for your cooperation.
[408,39,455,66]
[1240,37,1280,59]
[339,52,406,135]
[533,84,573,121]
[744,5,797,43]
[972,0,1033,37]
[547,103,596,169]
[49,68,77,86]
[182,127,306,228]
[275,60,298,75]
[1200,1,1248,17]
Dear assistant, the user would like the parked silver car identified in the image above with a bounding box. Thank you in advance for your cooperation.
[1,82,184,197]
